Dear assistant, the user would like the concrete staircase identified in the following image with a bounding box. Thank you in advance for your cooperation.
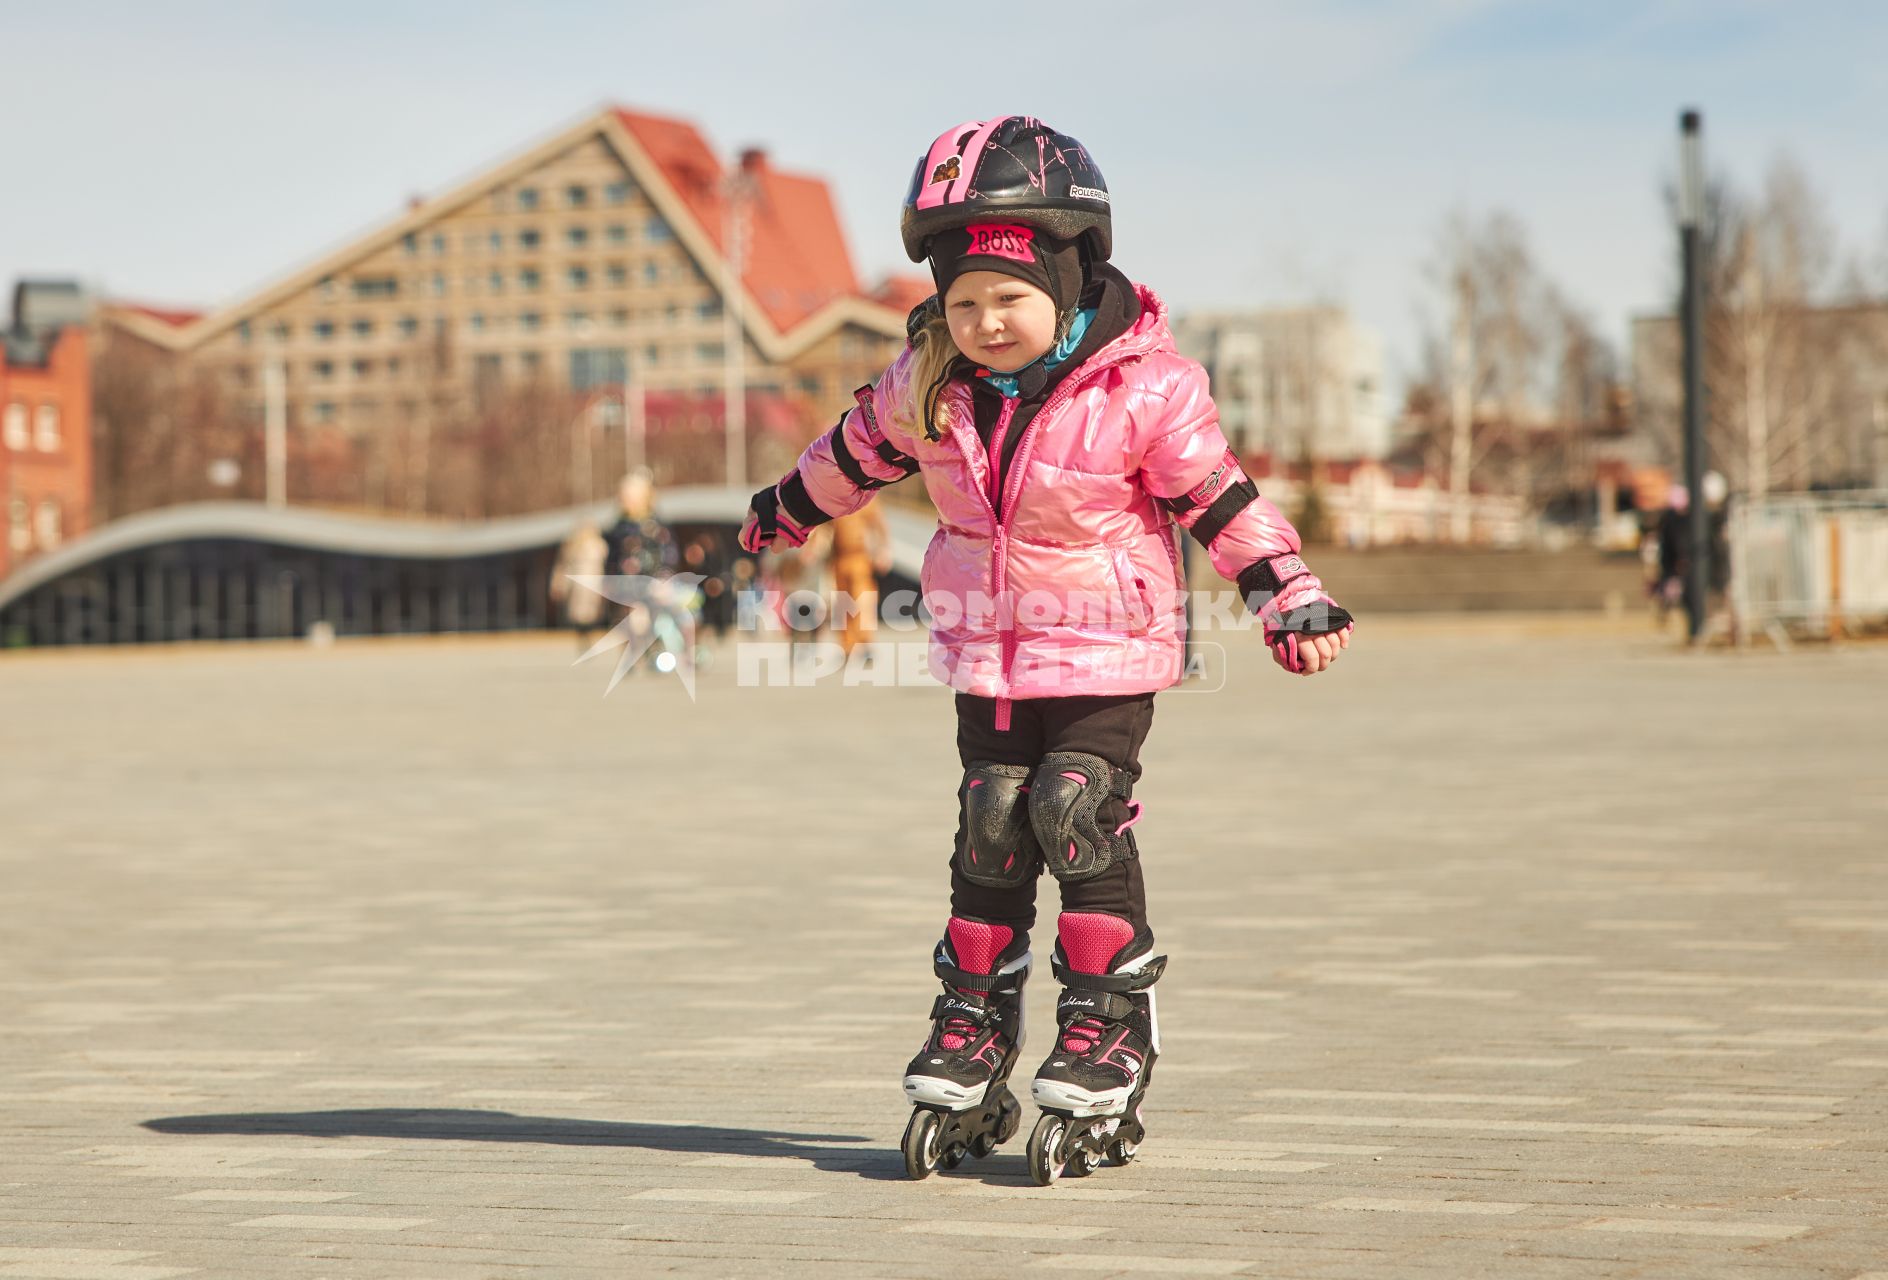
[1195,546,1646,614]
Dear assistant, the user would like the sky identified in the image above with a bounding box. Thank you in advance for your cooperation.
[2,0,1884,395]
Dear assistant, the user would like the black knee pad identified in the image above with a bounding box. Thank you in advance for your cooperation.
[957,762,1043,889]
[1030,751,1137,883]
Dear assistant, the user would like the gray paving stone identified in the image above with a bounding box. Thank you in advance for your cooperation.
[2,619,1885,1276]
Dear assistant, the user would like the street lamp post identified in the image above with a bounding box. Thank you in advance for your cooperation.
[264,342,287,508]
[1677,109,1709,643]
[722,163,753,490]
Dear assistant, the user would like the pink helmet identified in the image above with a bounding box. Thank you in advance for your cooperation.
[901,116,1113,263]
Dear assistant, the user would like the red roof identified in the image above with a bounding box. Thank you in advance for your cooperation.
[641,389,804,439]
[615,109,862,333]
[115,302,203,328]
[869,274,935,317]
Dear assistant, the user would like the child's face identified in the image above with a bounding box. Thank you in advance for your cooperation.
[944,271,1058,372]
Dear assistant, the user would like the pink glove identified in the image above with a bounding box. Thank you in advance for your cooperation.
[738,484,810,554]
[1237,553,1355,676]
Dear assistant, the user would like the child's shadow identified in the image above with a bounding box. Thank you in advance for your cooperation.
[141,1108,910,1180]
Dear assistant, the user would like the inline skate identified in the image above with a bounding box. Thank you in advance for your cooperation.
[901,917,1029,1179]
[1027,912,1164,1185]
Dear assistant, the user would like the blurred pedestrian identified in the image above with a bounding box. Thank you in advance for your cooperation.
[550,519,608,651]
[601,468,681,674]
[828,506,891,661]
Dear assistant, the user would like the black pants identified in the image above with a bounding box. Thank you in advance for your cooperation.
[950,692,1156,938]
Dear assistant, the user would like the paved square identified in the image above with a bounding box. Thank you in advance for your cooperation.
[2,619,1884,1277]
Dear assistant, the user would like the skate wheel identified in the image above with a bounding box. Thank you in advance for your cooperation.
[940,1143,967,1170]
[1067,1142,1101,1177]
[970,1131,997,1159]
[1027,1114,1066,1187]
[902,1109,943,1181]
[1106,1136,1139,1166]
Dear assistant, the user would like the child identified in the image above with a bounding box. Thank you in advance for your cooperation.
[739,116,1353,1184]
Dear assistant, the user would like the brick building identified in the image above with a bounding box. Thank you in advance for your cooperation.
[2,282,93,579]
[99,105,927,514]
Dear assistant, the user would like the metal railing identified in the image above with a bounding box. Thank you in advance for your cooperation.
[1728,490,1888,647]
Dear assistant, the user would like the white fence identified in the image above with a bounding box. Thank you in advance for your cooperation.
[1728,490,1888,645]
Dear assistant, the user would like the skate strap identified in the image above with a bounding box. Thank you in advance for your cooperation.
[933,958,1025,995]
[930,992,993,1027]
[1051,952,1168,993]
[1055,989,1136,1025]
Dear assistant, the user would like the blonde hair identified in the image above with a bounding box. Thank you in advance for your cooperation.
[893,310,962,443]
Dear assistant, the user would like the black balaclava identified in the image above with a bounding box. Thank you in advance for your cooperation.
[927,222,1085,319]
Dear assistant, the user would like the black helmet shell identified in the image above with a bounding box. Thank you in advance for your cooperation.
[901,116,1112,263]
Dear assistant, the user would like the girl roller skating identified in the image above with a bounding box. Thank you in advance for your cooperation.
[739,116,1353,1184]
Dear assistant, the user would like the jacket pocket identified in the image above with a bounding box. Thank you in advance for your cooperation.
[1109,548,1151,636]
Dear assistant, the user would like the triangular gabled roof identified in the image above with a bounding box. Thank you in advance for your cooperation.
[611,109,863,332]
[103,104,905,360]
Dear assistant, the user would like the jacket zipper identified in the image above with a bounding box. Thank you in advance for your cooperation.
[953,347,1140,731]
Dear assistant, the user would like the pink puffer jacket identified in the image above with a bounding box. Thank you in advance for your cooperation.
[784,284,1310,717]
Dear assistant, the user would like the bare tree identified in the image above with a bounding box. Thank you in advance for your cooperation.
[1406,210,1601,539]
[1648,153,1882,495]
[91,330,251,518]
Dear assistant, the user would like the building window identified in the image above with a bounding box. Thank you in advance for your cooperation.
[519,351,542,376]
[647,218,672,242]
[313,320,335,340]
[431,232,447,255]
[270,321,292,342]
[643,344,660,366]
[312,401,336,424]
[697,300,722,322]
[516,187,539,211]
[430,273,445,297]
[351,318,374,338]
[312,360,335,380]
[566,183,589,207]
[236,320,252,344]
[565,310,591,330]
[567,265,590,290]
[605,180,633,205]
[697,343,725,362]
[488,270,504,294]
[643,262,659,285]
[606,263,628,287]
[566,226,589,250]
[519,312,542,332]
[469,312,485,332]
[3,402,26,450]
[8,499,28,552]
[519,268,542,292]
[352,358,373,379]
[488,230,503,253]
[608,308,629,328]
[518,228,541,250]
[387,356,403,376]
[353,277,398,299]
[606,223,628,244]
[34,403,60,450]
[397,316,419,338]
[403,232,419,256]
[570,348,627,391]
[317,276,336,299]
